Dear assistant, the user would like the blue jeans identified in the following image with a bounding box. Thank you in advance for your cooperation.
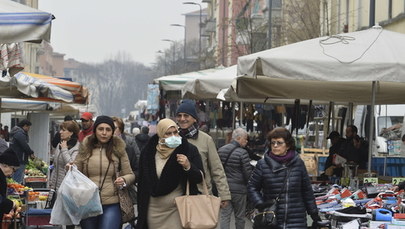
[13,164,25,183]
[80,203,121,229]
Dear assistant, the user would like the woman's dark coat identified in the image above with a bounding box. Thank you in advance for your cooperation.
[0,170,13,222]
[248,151,318,229]
[136,134,204,229]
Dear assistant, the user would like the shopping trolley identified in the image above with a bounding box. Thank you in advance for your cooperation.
[21,188,61,229]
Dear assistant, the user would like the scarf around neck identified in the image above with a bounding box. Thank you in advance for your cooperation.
[179,122,199,139]
[268,150,295,164]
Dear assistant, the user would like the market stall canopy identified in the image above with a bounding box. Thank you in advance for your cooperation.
[236,26,405,104]
[154,66,225,91]
[217,85,335,105]
[0,98,49,111]
[11,72,89,104]
[0,98,79,113]
[0,0,53,43]
[182,65,237,99]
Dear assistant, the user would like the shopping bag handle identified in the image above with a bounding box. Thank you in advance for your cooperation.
[186,170,207,196]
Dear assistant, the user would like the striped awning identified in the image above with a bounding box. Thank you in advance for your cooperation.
[0,0,53,43]
[12,72,88,104]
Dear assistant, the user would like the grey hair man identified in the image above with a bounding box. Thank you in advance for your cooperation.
[218,128,253,229]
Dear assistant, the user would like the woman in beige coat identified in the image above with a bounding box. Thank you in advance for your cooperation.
[74,116,135,229]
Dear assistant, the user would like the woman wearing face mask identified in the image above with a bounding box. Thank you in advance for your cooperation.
[136,118,204,229]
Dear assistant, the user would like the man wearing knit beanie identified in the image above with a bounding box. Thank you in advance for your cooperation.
[176,99,198,120]
[176,100,231,213]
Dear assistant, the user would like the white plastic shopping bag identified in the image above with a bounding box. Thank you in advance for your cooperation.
[51,165,103,225]
[50,188,73,225]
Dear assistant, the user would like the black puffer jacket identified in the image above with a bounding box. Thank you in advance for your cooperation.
[218,141,252,194]
[248,151,318,229]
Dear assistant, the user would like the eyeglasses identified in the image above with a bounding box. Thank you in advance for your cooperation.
[270,141,285,146]
[81,119,90,123]
[165,130,179,136]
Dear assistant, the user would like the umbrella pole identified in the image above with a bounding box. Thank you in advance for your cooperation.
[367,81,376,175]
[232,102,236,129]
[240,102,244,128]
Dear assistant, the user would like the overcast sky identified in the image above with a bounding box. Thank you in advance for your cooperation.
[39,0,207,66]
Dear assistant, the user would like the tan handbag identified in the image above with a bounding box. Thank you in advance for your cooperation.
[175,171,221,229]
[116,171,135,223]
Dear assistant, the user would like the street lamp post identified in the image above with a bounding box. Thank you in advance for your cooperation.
[183,2,202,69]
[170,23,187,69]
[267,0,273,49]
[156,50,167,75]
[162,39,176,74]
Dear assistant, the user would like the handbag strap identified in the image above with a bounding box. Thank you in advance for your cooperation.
[99,161,111,191]
[222,145,238,167]
[275,168,291,201]
[186,170,207,196]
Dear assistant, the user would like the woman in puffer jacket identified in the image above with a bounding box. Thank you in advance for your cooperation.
[247,127,321,229]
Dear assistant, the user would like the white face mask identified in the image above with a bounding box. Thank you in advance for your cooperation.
[162,135,182,148]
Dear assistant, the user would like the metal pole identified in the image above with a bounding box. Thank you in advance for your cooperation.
[267,0,273,49]
[173,43,176,74]
[182,2,202,69]
[367,81,376,175]
[369,0,375,27]
[170,24,187,69]
[198,4,202,69]
[222,0,226,65]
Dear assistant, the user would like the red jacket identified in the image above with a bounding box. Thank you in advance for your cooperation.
[78,124,94,142]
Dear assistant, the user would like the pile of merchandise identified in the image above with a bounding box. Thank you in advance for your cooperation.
[314,183,405,228]
[25,158,48,178]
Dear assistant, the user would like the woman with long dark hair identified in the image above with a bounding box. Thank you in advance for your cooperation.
[74,116,135,229]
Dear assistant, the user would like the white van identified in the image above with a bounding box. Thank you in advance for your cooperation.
[354,104,405,154]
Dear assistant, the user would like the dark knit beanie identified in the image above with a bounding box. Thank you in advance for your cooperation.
[0,148,20,166]
[176,99,198,120]
[93,115,115,133]
[64,115,73,121]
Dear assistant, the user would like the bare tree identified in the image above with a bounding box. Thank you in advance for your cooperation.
[281,0,321,44]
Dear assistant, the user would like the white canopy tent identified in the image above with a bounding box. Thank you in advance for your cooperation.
[182,65,237,99]
[154,67,225,92]
[236,26,405,104]
[236,26,405,173]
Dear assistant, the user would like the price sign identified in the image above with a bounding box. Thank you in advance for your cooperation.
[392,177,405,185]
[363,177,378,184]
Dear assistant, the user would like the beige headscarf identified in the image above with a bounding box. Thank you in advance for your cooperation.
[156,118,179,159]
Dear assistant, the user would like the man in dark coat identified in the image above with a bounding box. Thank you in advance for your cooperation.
[218,128,252,229]
[10,119,35,183]
[324,131,345,177]
[135,126,150,153]
[339,125,358,161]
